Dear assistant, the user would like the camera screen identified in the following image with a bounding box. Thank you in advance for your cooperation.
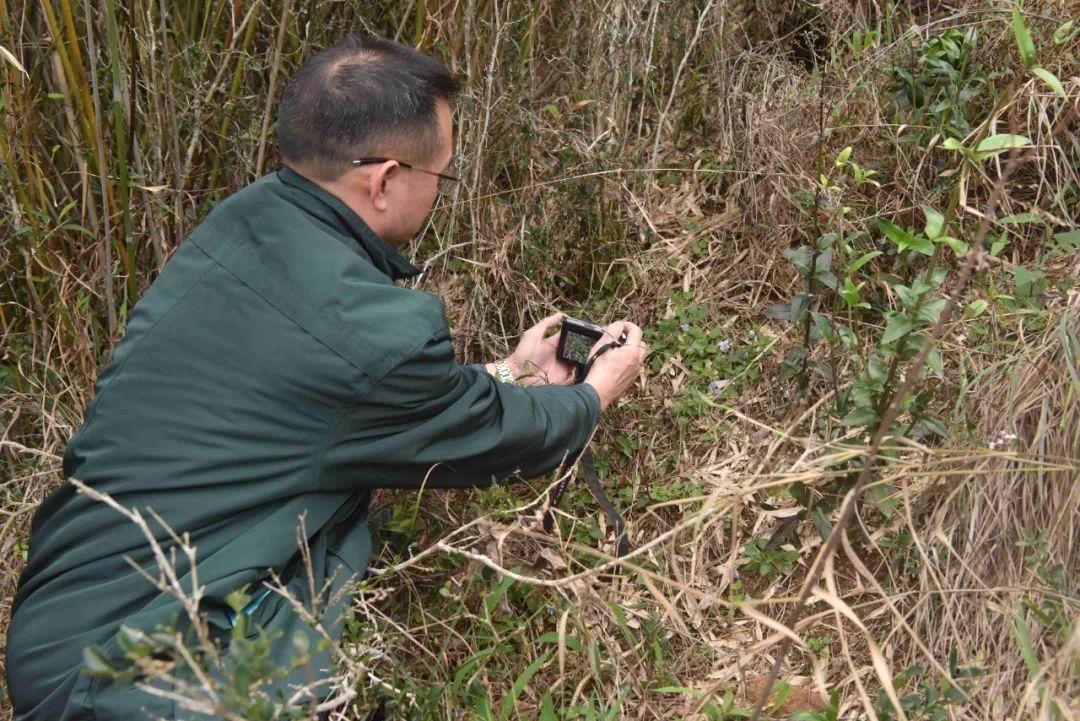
[564,331,595,365]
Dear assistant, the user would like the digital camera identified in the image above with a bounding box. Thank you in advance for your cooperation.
[556,316,609,367]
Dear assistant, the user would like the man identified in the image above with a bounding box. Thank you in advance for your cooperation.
[6,34,644,720]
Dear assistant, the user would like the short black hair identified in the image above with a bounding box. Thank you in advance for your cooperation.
[277,35,460,181]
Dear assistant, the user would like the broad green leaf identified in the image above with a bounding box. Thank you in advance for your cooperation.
[894,284,920,308]
[878,219,913,249]
[923,205,945,239]
[921,416,948,437]
[926,347,944,377]
[990,235,1009,257]
[906,234,935,256]
[1054,229,1080,245]
[866,483,898,518]
[842,406,877,427]
[811,312,836,343]
[1012,6,1036,67]
[917,298,948,325]
[882,313,914,345]
[941,236,969,256]
[1030,66,1066,99]
[850,249,882,273]
[781,245,814,276]
[940,137,964,151]
[929,265,949,287]
[835,146,852,166]
[973,134,1030,161]
[964,299,989,318]
[1013,266,1044,296]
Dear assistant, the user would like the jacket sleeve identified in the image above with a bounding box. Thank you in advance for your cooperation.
[317,325,602,491]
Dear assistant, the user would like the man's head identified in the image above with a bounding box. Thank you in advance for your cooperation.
[278,35,460,247]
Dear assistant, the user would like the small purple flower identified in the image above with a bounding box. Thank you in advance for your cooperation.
[707,380,727,396]
[716,339,732,352]
[679,323,691,332]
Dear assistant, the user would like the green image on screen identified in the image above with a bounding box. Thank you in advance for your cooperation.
[565,332,594,365]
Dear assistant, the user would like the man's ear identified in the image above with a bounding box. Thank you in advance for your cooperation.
[367,161,398,212]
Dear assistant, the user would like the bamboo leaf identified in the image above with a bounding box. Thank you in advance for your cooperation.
[0,45,28,78]
[1012,6,1036,67]
[499,651,551,720]
[1030,66,1066,99]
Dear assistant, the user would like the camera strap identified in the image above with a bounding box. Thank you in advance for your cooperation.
[540,341,631,558]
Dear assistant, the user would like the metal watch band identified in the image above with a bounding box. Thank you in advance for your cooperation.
[494,359,515,384]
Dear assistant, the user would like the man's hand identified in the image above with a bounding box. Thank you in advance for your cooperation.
[505,312,577,387]
[583,321,646,411]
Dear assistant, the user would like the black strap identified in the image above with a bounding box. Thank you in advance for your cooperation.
[541,341,631,558]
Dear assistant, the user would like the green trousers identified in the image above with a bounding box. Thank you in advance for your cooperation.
[53,515,371,721]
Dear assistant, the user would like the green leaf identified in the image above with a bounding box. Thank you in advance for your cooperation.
[811,312,836,343]
[292,630,310,656]
[964,299,989,318]
[1030,66,1066,99]
[539,694,559,721]
[835,146,852,166]
[83,646,115,676]
[917,298,948,325]
[499,651,551,720]
[1012,6,1036,67]
[1053,229,1080,245]
[781,245,814,276]
[940,137,964,151]
[878,219,913,250]
[842,406,877,427]
[923,206,945,239]
[998,212,1045,225]
[882,314,914,345]
[894,284,920,308]
[973,134,1030,161]
[850,249,882,273]
[1052,19,1076,45]
[926,347,944,377]
[1013,266,1044,296]
[535,632,582,652]
[866,483,898,518]
[1012,605,1040,676]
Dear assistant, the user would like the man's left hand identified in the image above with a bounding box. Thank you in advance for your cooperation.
[505,312,576,387]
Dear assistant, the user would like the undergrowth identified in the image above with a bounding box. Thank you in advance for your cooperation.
[1,0,1077,719]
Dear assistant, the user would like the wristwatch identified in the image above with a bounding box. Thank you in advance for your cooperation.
[493,359,516,384]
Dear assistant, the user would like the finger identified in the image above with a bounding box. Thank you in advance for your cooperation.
[525,312,565,340]
[621,322,643,347]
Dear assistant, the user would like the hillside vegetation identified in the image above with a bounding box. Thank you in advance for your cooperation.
[1,0,1078,719]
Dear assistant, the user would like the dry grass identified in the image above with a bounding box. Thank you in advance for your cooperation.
[2,0,1078,718]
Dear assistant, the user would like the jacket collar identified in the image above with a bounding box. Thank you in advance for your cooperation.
[276,165,422,281]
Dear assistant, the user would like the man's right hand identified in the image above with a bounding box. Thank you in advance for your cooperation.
[583,321,647,412]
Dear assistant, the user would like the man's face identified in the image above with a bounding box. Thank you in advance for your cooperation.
[373,98,455,247]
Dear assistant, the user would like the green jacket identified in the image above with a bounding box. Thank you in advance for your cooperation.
[7,166,601,720]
